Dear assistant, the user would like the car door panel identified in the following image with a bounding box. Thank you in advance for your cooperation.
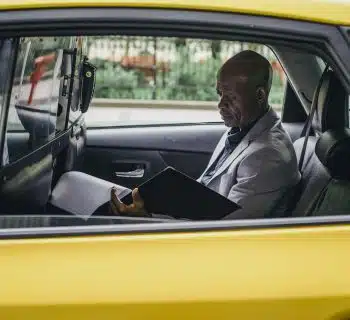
[86,124,226,153]
[81,148,172,189]
[80,124,226,188]
[1,224,350,319]
[159,150,210,179]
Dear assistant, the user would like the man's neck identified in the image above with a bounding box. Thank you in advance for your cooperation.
[238,104,270,131]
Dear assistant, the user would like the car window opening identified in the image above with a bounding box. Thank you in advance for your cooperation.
[0,34,348,231]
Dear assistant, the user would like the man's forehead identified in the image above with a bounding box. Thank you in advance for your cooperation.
[216,76,249,89]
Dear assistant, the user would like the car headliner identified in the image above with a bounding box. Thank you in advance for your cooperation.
[0,0,349,27]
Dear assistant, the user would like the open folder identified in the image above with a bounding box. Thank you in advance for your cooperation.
[121,167,240,220]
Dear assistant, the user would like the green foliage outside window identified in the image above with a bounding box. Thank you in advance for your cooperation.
[90,39,285,104]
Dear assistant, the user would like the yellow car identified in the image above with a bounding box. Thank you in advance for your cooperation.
[0,0,349,319]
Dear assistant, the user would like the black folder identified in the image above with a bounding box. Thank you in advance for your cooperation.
[121,167,240,220]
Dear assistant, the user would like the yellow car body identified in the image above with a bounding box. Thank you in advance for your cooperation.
[2,226,350,319]
[0,0,350,25]
[0,0,350,319]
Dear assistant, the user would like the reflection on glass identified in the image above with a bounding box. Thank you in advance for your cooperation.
[6,37,71,162]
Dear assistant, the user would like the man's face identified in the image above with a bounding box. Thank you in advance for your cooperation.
[216,76,254,128]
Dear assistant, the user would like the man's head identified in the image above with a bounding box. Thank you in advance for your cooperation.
[216,50,273,128]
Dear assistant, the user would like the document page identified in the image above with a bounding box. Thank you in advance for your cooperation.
[50,171,131,219]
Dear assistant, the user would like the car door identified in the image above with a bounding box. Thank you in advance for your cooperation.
[0,4,349,320]
[82,123,225,189]
[1,218,350,320]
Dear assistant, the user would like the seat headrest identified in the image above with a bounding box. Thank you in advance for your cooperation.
[312,69,348,134]
[315,129,350,180]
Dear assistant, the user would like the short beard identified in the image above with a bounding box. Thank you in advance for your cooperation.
[225,107,242,128]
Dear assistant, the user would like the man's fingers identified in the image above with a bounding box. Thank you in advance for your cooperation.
[111,187,119,202]
[110,193,124,214]
[111,188,128,214]
[132,188,144,204]
[111,187,147,216]
[110,199,119,214]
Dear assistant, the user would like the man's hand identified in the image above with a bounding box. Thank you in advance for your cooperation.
[110,187,149,217]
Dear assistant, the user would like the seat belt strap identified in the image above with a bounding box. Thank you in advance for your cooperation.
[281,66,330,215]
[298,65,329,171]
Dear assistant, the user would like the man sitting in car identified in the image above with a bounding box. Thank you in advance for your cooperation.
[110,50,301,219]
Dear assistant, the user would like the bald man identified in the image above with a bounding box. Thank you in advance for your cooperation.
[110,50,301,219]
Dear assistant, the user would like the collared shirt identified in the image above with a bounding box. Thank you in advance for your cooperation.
[200,110,267,186]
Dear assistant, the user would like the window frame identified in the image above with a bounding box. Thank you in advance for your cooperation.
[0,7,349,238]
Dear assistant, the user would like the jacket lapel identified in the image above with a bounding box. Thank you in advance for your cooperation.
[206,108,280,184]
[208,137,250,183]
[198,129,228,181]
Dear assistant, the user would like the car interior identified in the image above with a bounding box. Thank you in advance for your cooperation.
[0,34,349,228]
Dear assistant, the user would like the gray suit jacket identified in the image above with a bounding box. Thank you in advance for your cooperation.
[197,108,301,219]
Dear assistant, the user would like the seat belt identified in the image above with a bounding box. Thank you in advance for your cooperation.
[267,65,329,217]
[298,65,329,171]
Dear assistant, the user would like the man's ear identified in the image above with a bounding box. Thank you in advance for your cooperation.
[256,87,267,105]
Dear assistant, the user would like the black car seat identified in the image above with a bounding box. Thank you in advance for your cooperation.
[292,69,348,216]
[306,128,350,216]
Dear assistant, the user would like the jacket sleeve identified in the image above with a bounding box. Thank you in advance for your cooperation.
[223,145,299,219]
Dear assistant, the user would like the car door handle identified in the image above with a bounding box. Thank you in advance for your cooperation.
[115,168,145,178]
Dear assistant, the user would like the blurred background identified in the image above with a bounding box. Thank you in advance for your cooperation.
[8,36,286,128]
[87,36,285,126]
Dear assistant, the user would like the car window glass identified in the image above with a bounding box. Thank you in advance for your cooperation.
[5,37,70,163]
[0,39,17,166]
[86,37,286,127]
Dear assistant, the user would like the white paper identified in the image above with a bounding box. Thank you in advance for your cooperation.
[50,171,131,219]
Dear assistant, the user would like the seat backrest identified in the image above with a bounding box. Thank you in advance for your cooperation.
[306,129,350,216]
[292,69,348,216]
[294,68,348,149]
[312,69,348,135]
[292,136,331,216]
